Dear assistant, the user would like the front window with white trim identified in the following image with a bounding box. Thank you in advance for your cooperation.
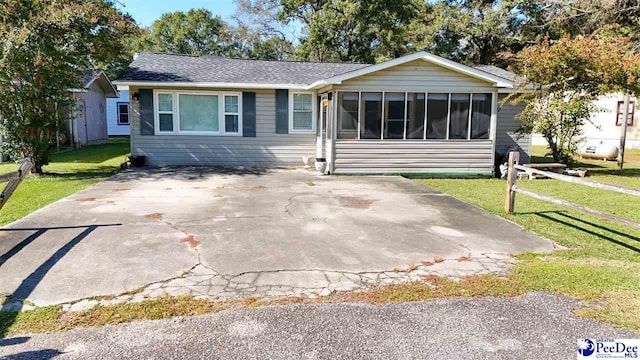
[179,94,219,132]
[290,92,315,132]
[154,90,242,135]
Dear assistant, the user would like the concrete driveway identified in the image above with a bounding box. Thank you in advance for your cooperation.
[0,168,554,309]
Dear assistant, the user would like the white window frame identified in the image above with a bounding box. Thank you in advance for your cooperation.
[289,91,317,133]
[335,90,494,141]
[155,91,175,134]
[117,102,130,125]
[153,89,243,136]
[222,93,242,135]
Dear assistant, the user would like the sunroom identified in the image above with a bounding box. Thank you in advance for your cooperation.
[310,54,510,175]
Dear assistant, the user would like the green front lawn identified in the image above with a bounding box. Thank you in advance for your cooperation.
[0,138,130,226]
[416,146,640,330]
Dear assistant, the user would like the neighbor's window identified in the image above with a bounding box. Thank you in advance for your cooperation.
[406,93,425,139]
[155,91,241,135]
[117,102,129,125]
[616,101,635,126]
[291,92,314,132]
[338,92,359,139]
[179,94,219,132]
[383,92,406,139]
[426,93,449,139]
[449,93,471,139]
[224,95,240,133]
[471,93,492,139]
[360,92,382,139]
[157,93,174,132]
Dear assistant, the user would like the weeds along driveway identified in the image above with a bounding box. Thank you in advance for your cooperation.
[0,167,554,309]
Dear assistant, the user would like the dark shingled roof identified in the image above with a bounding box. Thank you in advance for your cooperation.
[117,53,372,85]
[472,64,528,89]
[471,65,515,81]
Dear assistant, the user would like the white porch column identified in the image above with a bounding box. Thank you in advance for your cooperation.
[329,92,338,174]
[490,90,499,173]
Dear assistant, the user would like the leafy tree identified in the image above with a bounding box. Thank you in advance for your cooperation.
[135,9,226,56]
[0,0,137,173]
[510,30,640,163]
[232,0,292,44]
[224,24,294,60]
[518,95,597,164]
[135,6,294,61]
[407,0,546,66]
[276,0,426,63]
[541,0,640,50]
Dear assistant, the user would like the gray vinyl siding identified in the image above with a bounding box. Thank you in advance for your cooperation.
[74,82,108,145]
[338,60,495,92]
[496,94,530,163]
[130,88,316,166]
[333,140,493,175]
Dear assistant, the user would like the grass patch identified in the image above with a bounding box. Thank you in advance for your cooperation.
[415,147,640,331]
[333,275,525,303]
[576,291,640,331]
[0,297,216,338]
[0,138,129,226]
[1,276,526,338]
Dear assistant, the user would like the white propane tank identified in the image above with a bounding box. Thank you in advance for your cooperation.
[579,142,619,161]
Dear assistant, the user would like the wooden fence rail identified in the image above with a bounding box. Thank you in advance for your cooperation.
[0,158,33,210]
[504,151,640,229]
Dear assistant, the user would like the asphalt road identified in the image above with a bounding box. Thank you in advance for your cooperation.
[1,292,636,360]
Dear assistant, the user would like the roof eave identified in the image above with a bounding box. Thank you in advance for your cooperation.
[113,81,312,90]
[86,70,120,98]
[421,53,513,88]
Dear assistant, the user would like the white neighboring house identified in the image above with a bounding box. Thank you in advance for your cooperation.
[532,93,640,150]
[106,87,130,136]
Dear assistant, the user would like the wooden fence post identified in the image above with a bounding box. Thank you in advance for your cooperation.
[504,151,519,214]
[0,158,32,211]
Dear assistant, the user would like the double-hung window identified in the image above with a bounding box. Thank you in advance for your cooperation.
[290,92,315,132]
[154,90,242,135]
[117,103,130,125]
[157,93,175,132]
[224,95,240,133]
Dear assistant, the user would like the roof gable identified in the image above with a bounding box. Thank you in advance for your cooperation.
[309,51,513,89]
[72,70,119,98]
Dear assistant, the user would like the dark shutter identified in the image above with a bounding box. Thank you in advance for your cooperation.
[242,92,256,137]
[275,89,289,134]
[139,89,154,136]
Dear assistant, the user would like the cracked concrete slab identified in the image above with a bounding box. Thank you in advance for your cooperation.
[0,167,554,309]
